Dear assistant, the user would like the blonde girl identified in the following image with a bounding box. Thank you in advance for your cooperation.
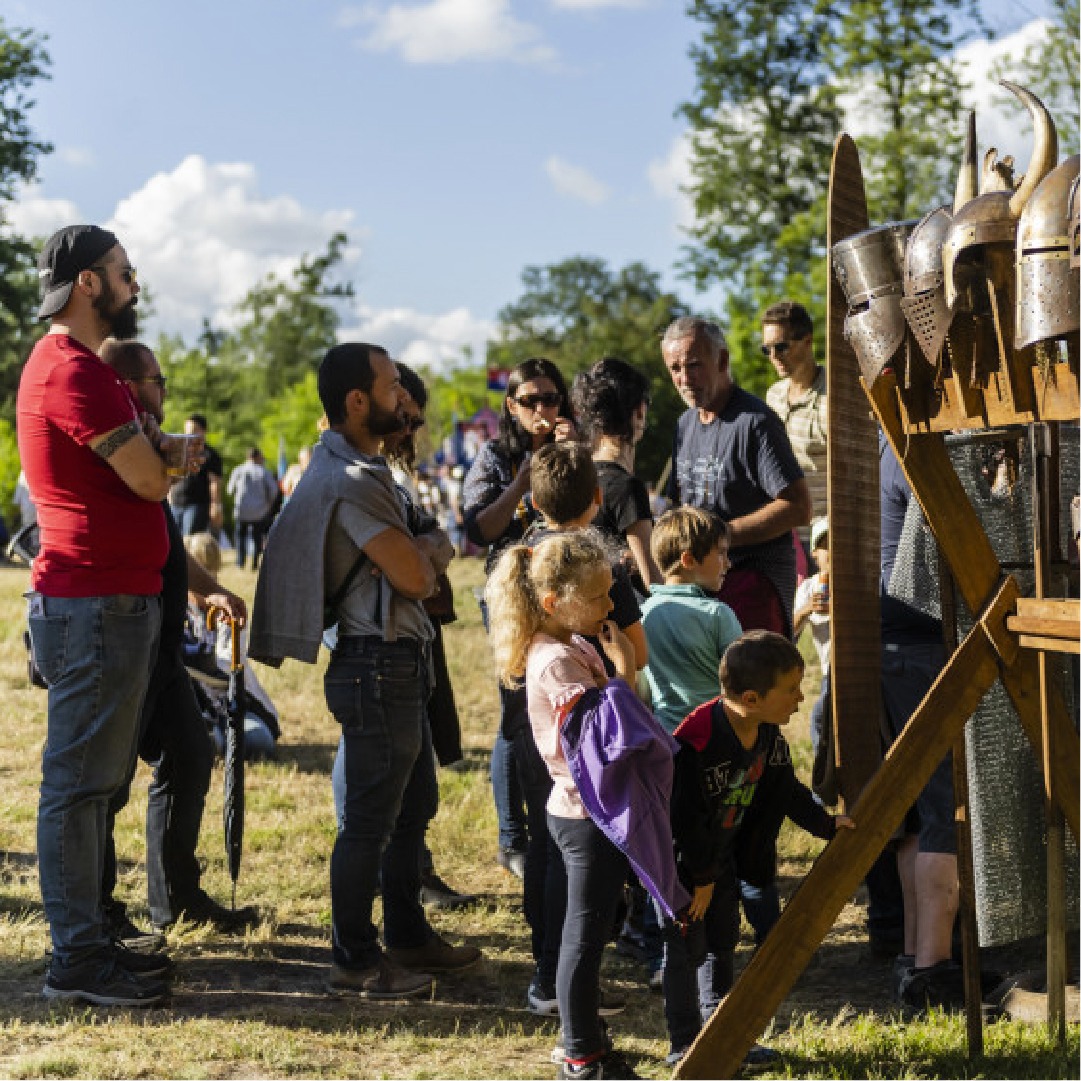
[486,529,639,1081]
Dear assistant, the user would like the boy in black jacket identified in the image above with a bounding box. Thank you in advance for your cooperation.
[661,630,853,1066]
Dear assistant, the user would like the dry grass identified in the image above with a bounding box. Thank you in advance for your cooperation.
[0,558,1076,1079]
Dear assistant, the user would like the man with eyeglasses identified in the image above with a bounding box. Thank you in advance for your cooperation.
[17,224,188,1006]
[100,340,256,939]
[762,300,827,571]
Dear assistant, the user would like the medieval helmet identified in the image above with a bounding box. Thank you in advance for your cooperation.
[832,220,916,382]
[1016,154,1080,349]
[942,81,1059,310]
[900,206,953,364]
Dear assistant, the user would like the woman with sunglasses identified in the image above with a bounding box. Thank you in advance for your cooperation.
[461,358,577,955]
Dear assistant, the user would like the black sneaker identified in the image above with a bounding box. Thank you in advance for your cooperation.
[741,1043,781,1072]
[418,871,478,910]
[111,941,173,977]
[43,954,169,1007]
[103,903,166,954]
[557,1051,640,1079]
[159,891,261,933]
[497,847,526,880]
[527,976,559,1016]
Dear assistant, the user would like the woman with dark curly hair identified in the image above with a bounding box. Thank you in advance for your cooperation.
[572,356,660,593]
[461,357,578,1000]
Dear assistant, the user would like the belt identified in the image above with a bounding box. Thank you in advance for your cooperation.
[335,634,425,656]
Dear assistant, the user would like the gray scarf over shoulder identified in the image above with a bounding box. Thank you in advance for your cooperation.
[249,430,405,667]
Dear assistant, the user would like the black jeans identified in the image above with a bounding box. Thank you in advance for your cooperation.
[326,636,435,969]
[548,813,627,1062]
[513,725,566,986]
[103,645,213,926]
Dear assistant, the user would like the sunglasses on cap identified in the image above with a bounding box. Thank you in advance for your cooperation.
[515,391,561,410]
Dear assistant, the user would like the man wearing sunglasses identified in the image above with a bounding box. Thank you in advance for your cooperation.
[762,301,827,569]
[18,224,179,1006]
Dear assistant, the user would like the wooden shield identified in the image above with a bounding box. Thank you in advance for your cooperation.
[826,134,883,808]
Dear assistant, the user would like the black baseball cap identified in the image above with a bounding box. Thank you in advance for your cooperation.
[37,224,119,321]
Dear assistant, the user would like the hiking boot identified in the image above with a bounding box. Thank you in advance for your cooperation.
[741,1043,781,1071]
[387,933,482,973]
[111,940,173,977]
[419,871,478,910]
[899,959,1002,1013]
[327,956,433,1000]
[158,891,261,933]
[43,953,169,1007]
[557,1051,640,1080]
[103,903,165,954]
[527,976,559,1016]
[497,847,527,880]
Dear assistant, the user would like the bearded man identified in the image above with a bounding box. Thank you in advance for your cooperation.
[17,225,177,1006]
[251,343,481,999]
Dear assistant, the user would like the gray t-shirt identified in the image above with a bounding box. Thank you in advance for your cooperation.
[325,458,433,643]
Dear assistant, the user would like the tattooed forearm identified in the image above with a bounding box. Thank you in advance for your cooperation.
[93,421,142,459]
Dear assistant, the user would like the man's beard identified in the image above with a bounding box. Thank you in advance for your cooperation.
[93,278,138,340]
[368,400,405,437]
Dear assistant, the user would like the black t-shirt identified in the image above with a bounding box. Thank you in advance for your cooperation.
[170,444,223,508]
[159,502,189,655]
[594,461,652,544]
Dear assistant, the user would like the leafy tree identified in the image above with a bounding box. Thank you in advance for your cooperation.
[993,0,1079,153]
[823,0,978,223]
[486,256,689,481]
[0,19,52,424]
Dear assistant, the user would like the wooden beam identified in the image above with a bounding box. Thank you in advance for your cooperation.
[675,578,1015,1080]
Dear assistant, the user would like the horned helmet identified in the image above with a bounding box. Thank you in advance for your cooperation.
[1015,154,1080,350]
[832,219,917,383]
[942,81,1059,312]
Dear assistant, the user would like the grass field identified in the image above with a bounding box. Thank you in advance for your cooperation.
[0,556,1077,1079]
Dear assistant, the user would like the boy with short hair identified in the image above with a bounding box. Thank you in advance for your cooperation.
[641,506,742,733]
[660,630,853,1067]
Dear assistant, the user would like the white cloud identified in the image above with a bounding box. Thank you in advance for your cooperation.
[3,189,83,240]
[104,154,358,338]
[340,0,555,65]
[56,146,96,168]
[545,155,611,204]
[646,131,695,230]
[342,302,495,373]
[551,0,644,8]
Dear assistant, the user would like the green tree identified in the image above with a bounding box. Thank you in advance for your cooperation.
[487,256,689,481]
[0,19,52,424]
[993,0,1079,153]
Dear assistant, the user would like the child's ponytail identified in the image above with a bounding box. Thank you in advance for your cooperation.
[485,543,543,687]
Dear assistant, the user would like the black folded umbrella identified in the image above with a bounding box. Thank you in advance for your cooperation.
[210,608,246,909]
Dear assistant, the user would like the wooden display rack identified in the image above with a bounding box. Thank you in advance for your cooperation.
[676,135,1079,1079]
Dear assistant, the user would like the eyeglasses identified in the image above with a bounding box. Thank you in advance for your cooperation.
[135,375,167,389]
[761,341,793,357]
[90,264,138,286]
[515,392,561,410]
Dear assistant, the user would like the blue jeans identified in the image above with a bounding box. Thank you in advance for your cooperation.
[29,593,161,966]
[326,636,436,969]
[657,862,739,1052]
[548,814,627,1062]
[174,502,209,537]
[739,879,781,947]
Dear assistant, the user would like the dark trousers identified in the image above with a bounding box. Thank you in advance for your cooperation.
[327,637,435,969]
[548,813,627,1062]
[235,518,269,569]
[513,725,566,986]
[104,645,212,927]
[657,862,740,1053]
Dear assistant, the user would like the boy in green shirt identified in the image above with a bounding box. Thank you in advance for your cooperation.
[641,507,742,733]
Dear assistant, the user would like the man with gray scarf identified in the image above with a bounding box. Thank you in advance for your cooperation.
[251,342,480,999]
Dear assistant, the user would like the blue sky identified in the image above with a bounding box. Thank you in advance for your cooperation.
[5,0,1062,372]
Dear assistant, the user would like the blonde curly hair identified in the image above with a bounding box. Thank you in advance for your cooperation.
[485,528,610,688]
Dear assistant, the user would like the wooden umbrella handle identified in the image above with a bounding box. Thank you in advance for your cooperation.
[206,605,242,671]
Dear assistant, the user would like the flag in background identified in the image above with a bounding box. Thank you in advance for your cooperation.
[487,367,510,392]
[277,434,288,488]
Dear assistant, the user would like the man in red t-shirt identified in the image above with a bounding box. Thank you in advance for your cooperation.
[17,225,184,1008]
